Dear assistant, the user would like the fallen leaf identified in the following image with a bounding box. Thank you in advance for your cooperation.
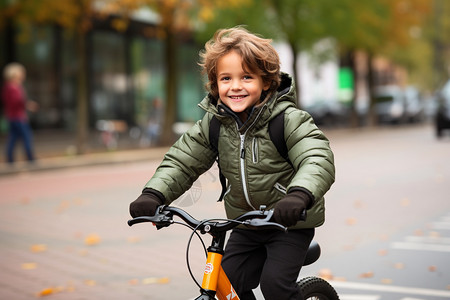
[359,271,374,278]
[381,278,393,284]
[333,277,347,282]
[414,229,424,236]
[158,277,170,284]
[73,198,85,206]
[142,277,170,284]
[56,200,71,213]
[343,245,355,251]
[79,249,89,256]
[84,280,96,286]
[378,249,388,256]
[353,200,364,209]
[318,269,334,280]
[129,279,139,285]
[400,198,410,207]
[394,263,404,270]
[84,234,101,246]
[345,218,357,226]
[428,265,437,272]
[20,197,31,205]
[66,284,75,293]
[21,263,37,270]
[379,234,389,241]
[30,244,47,253]
[142,277,157,285]
[127,236,141,244]
[37,288,55,297]
[36,286,65,296]
[429,231,440,238]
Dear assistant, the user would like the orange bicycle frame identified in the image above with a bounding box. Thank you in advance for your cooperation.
[201,251,239,300]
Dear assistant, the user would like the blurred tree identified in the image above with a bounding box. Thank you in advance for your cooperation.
[0,0,112,154]
[108,0,244,145]
[322,0,432,126]
[263,0,333,108]
[0,0,243,150]
[189,0,436,126]
[377,0,434,88]
[426,0,450,88]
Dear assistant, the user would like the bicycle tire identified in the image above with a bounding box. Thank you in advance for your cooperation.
[297,276,339,300]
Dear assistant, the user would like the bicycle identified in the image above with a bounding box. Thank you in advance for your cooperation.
[128,205,339,300]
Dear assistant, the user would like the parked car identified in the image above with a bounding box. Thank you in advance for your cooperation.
[404,86,424,123]
[304,101,350,127]
[435,79,450,138]
[373,85,406,124]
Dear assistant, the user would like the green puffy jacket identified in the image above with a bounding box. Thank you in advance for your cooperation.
[145,73,335,229]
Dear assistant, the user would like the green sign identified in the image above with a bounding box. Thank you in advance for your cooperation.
[338,68,354,103]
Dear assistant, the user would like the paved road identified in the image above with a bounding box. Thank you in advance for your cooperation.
[0,123,449,299]
[303,124,450,300]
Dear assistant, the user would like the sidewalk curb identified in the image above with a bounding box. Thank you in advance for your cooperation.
[0,147,170,176]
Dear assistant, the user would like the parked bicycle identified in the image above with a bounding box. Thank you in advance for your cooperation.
[128,205,339,300]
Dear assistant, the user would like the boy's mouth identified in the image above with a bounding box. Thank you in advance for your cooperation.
[229,95,247,100]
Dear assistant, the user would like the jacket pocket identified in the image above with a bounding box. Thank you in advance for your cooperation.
[251,137,258,163]
[273,182,287,195]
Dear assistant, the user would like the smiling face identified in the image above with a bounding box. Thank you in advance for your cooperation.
[216,50,269,116]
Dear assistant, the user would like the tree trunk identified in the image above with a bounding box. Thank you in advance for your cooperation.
[75,29,89,154]
[339,49,359,127]
[366,52,377,127]
[160,26,178,146]
[289,42,302,108]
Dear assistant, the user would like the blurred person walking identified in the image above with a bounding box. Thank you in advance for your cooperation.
[1,63,38,164]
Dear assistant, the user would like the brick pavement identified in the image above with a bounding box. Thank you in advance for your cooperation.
[0,159,226,300]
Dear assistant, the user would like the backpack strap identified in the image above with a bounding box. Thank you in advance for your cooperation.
[209,115,221,152]
[209,116,227,202]
[268,110,292,165]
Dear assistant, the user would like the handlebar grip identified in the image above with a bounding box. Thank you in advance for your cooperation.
[128,216,156,226]
[128,212,172,229]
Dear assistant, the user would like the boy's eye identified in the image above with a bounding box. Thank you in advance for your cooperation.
[243,75,253,80]
[220,76,230,81]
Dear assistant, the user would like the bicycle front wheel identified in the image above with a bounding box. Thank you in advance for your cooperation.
[297,276,339,300]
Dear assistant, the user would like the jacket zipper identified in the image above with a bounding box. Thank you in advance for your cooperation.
[238,106,267,210]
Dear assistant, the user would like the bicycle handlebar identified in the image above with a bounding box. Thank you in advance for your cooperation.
[128,205,298,233]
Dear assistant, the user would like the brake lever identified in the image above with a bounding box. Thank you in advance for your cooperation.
[245,219,287,232]
[243,208,287,232]
[127,206,173,229]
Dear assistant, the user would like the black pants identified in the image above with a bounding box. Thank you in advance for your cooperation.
[221,228,314,300]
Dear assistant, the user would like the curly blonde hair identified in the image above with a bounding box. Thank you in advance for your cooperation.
[199,26,281,100]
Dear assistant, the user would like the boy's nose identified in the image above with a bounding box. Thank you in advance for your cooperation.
[231,80,242,90]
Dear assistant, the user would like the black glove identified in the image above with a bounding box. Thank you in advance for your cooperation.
[129,188,164,218]
[273,190,312,227]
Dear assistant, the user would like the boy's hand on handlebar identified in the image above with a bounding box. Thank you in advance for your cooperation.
[273,190,310,227]
[129,189,164,218]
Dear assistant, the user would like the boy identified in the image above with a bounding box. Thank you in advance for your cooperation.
[130,27,335,299]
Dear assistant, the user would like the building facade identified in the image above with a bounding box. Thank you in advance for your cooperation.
[0,18,205,135]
